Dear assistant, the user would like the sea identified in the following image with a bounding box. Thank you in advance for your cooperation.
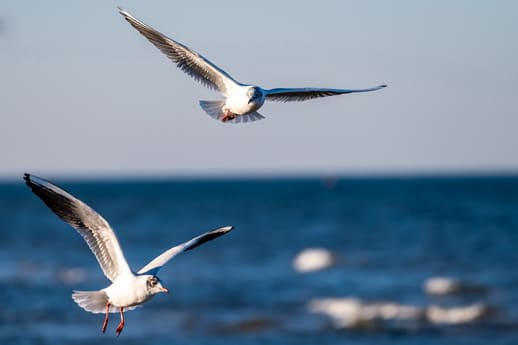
[1,175,518,345]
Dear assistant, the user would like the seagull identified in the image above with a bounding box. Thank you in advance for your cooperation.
[24,173,234,336]
[118,7,387,124]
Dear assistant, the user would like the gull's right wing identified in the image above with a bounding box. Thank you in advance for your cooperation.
[264,85,387,102]
[138,226,234,275]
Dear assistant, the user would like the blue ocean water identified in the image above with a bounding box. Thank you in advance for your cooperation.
[1,176,518,345]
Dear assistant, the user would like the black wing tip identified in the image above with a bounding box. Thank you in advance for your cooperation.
[117,6,134,20]
[23,173,40,188]
[184,225,234,252]
[380,84,388,88]
[23,173,46,187]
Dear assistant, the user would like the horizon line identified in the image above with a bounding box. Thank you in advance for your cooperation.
[2,168,518,183]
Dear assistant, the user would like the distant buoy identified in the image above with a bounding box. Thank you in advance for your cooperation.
[424,277,463,295]
[424,277,487,296]
[293,248,337,273]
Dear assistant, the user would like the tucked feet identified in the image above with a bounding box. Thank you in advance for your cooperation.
[220,110,237,122]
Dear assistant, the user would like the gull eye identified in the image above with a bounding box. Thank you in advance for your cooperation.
[147,277,158,288]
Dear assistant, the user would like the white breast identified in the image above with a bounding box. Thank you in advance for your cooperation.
[224,85,264,115]
[104,275,152,308]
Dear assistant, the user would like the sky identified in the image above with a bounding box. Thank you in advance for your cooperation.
[1,1,517,179]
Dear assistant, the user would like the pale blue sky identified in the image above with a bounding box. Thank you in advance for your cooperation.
[1,1,517,178]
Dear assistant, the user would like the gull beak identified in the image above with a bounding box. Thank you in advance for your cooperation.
[159,286,169,294]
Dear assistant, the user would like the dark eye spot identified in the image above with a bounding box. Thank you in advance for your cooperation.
[147,277,158,288]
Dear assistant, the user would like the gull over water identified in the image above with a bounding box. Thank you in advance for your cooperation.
[118,7,387,124]
[24,174,234,336]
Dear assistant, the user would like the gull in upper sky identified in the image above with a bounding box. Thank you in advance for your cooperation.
[118,7,387,124]
[24,173,234,336]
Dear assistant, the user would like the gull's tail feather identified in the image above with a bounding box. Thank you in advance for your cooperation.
[228,112,265,124]
[199,100,226,121]
[72,290,111,314]
[199,100,265,124]
[72,290,139,314]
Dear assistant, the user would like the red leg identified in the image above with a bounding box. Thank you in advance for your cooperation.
[101,303,110,333]
[115,307,125,337]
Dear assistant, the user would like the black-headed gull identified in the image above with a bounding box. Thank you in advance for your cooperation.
[118,8,387,124]
[24,173,234,336]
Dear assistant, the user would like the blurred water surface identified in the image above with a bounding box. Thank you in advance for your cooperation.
[1,176,518,345]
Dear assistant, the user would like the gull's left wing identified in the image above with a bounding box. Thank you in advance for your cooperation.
[118,7,239,95]
[138,226,234,275]
[264,85,387,102]
[24,174,133,282]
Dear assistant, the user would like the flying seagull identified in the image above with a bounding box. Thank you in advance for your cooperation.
[24,173,234,336]
[118,7,387,124]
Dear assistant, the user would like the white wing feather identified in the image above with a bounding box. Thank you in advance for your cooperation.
[138,226,233,275]
[24,174,132,282]
[118,7,239,95]
[264,85,387,102]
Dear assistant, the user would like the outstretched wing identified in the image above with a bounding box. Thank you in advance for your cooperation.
[118,7,239,95]
[264,85,387,102]
[138,226,233,275]
[24,174,132,282]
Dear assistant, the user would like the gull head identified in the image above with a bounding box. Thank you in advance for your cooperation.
[247,86,263,104]
[144,275,169,295]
